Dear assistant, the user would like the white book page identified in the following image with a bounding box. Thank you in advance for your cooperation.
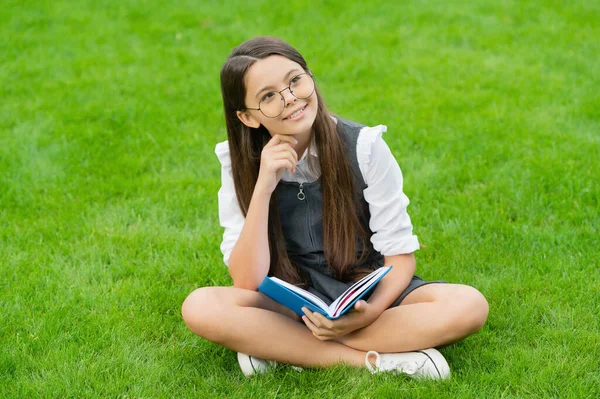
[270,277,333,314]
[332,271,386,317]
[330,267,388,311]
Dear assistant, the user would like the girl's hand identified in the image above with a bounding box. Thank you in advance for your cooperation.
[301,300,379,341]
[255,134,299,195]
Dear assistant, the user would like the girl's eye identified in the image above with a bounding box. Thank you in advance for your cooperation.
[262,92,276,103]
[290,75,301,85]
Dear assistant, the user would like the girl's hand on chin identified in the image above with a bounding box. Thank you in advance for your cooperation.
[255,134,298,195]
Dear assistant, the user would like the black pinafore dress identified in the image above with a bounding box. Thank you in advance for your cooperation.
[274,119,443,308]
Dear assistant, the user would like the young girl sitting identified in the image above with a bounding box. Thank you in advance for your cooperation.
[182,36,489,379]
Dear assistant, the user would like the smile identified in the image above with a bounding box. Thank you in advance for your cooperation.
[284,105,307,121]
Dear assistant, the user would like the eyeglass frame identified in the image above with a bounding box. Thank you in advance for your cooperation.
[243,72,315,118]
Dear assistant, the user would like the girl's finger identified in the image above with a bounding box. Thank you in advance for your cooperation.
[272,159,294,174]
[273,151,297,169]
[303,320,332,341]
[265,134,291,149]
[268,134,297,148]
[313,330,334,340]
[301,315,318,334]
[311,312,333,330]
[263,135,281,148]
[270,140,299,156]
[275,134,298,145]
[270,142,298,158]
[302,307,322,327]
[265,144,298,171]
[272,158,293,167]
[283,143,299,166]
[270,154,297,175]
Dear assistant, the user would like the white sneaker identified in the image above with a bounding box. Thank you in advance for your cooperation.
[365,348,450,380]
[237,353,303,377]
[237,352,276,376]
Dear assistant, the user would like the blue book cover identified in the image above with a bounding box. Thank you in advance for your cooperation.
[258,266,392,320]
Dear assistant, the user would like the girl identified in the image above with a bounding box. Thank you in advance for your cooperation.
[182,36,489,379]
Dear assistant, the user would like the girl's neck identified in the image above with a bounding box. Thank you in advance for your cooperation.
[291,128,312,159]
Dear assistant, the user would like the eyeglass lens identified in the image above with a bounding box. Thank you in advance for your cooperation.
[259,74,314,118]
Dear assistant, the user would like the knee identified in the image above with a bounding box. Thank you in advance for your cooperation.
[455,286,489,334]
[181,287,223,338]
[438,286,488,341]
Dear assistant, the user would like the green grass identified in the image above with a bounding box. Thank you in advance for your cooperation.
[1,0,599,397]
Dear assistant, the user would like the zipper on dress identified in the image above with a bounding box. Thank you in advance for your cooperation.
[297,182,305,200]
[295,167,315,249]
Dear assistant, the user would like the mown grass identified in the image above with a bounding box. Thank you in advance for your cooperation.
[1,0,599,397]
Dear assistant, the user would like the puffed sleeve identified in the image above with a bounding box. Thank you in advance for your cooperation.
[215,140,245,266]
[356,125,420,255]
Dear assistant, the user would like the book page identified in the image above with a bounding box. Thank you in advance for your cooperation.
[330,267,388,311]
[270,277,332,313]
[332,272,381,317]
[332,267,391,317]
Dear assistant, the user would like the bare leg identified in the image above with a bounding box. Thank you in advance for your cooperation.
[337,284,489,352]
[181,286,366,368]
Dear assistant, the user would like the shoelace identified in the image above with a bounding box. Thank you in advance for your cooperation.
[365,351,427,375]
[380,359,422,375]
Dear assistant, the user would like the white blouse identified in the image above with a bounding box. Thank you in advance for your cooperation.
[215,124,420,266]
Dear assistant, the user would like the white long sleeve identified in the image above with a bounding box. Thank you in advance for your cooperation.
[356,125,420,255]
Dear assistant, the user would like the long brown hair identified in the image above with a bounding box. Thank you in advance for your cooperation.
[220,36,370,284]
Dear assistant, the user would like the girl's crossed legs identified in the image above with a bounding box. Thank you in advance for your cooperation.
[181,283,488,369]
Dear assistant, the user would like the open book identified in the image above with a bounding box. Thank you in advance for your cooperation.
[258,266,392,319]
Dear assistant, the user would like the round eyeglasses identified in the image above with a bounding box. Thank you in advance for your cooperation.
[245,73,315,118]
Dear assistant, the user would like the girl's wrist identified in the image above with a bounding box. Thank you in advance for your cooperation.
[253,181,273,199]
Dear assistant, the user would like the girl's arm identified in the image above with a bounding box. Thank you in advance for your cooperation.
[362,253,416,315]
[357,126,419,312]
[227,134,298,290]
[227,188,272,290]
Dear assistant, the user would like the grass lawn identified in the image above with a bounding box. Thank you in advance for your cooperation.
[1,0,599,397]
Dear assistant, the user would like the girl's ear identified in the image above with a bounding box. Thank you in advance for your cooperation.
[236,110,261,129]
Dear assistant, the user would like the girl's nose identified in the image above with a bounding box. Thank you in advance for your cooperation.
[281,88,296,105]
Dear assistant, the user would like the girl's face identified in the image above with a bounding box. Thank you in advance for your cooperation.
[236,55,318,140]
